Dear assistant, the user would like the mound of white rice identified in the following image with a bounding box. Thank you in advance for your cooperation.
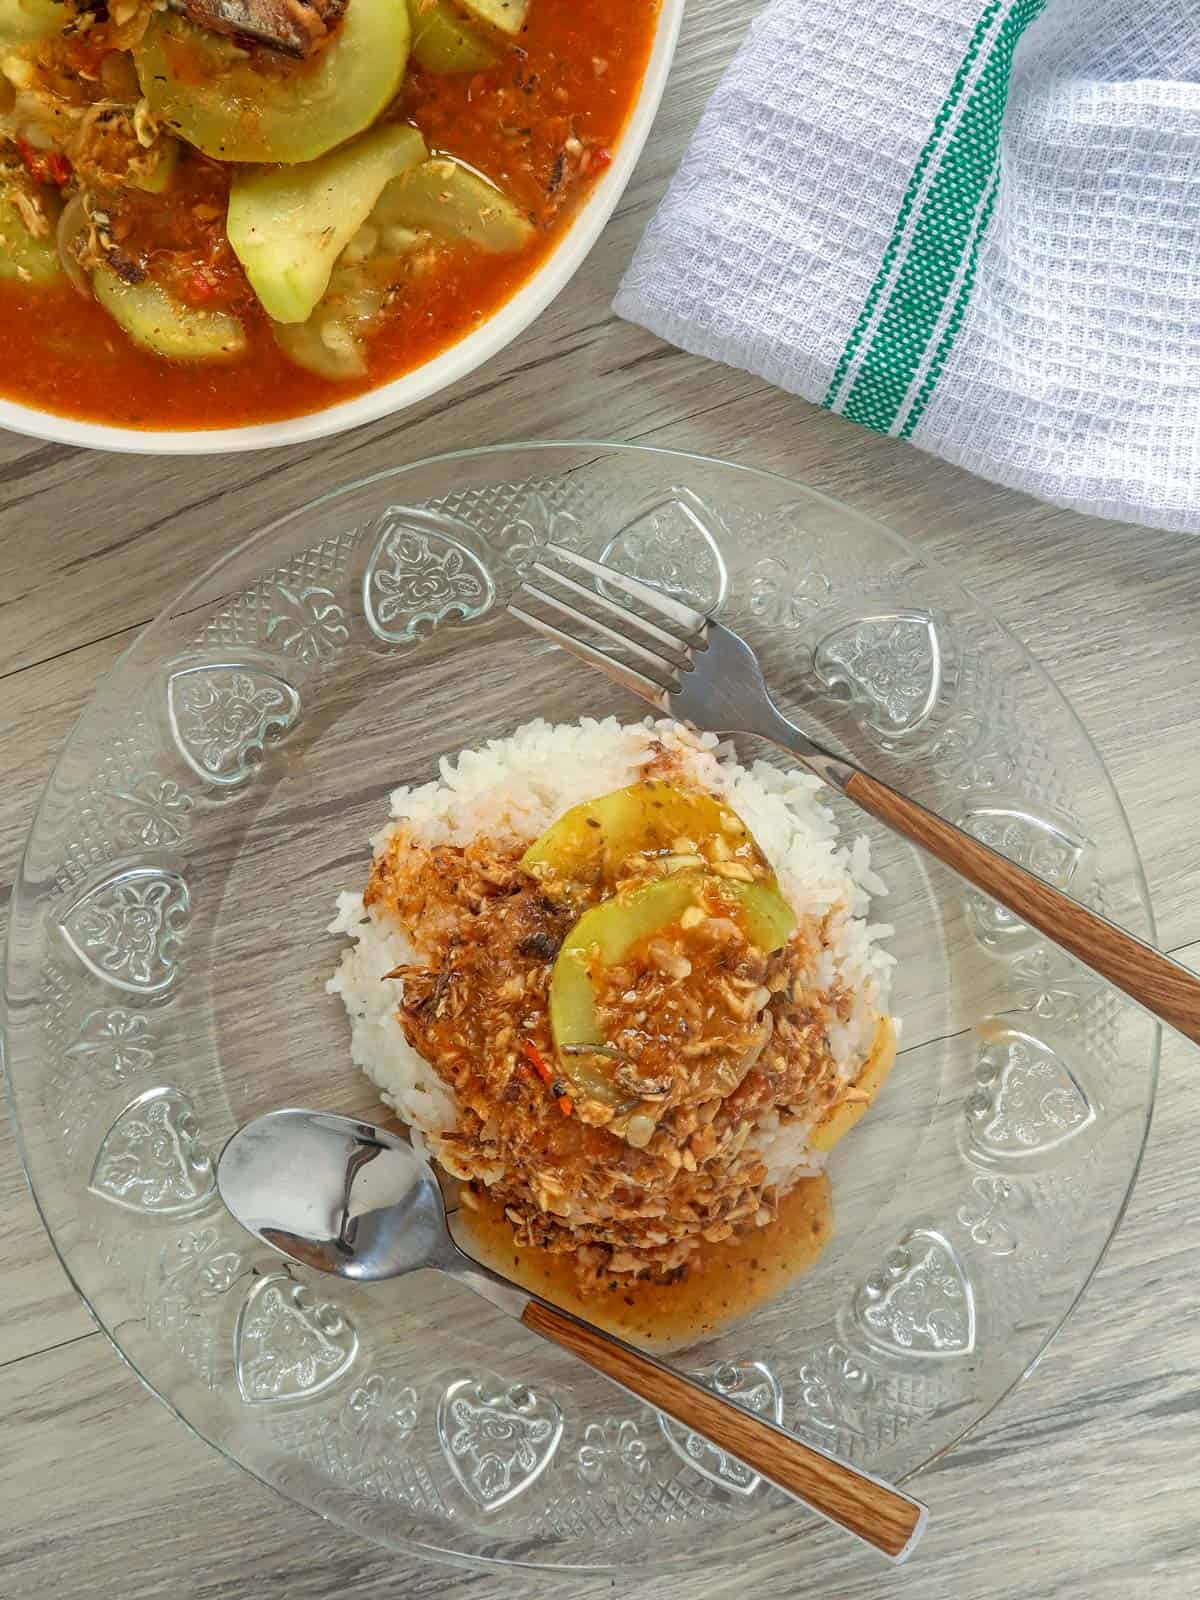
[328,717,895,1188]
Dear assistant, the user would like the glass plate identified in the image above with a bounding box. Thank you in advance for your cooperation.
[4,443,1158,1573]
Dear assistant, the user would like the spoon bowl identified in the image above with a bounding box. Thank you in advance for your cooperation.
[219,1109,452,1282]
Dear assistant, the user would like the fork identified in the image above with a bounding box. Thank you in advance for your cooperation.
[510,544,1200,1048]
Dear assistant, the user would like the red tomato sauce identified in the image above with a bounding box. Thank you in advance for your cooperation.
[0,0,659,431]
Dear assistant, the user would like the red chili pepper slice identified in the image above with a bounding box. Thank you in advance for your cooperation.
[523,1039,573,1116]
[16,138,72,188]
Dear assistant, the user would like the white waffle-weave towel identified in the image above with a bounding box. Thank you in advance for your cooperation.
[615,0,1200,534]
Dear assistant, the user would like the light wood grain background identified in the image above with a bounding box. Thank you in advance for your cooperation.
[3,1,1200,1594]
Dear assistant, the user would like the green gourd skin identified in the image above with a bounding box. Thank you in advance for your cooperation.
[134,0,411,165]
[0,0,67,43]
[407,0,499,72]
[0,178,61,285]
[548,871,795,1108]
[92,266,247,360]
[372,157,534,253]
[457,0,529,37]
[227,124,427,324]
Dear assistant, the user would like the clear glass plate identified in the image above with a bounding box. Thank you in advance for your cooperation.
[4,443,1159,1573]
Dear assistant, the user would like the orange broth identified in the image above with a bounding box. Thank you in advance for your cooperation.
[0,0,660,430]
[456,1174,835,1353]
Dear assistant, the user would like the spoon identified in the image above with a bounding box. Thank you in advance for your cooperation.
[218,1108,927,1562]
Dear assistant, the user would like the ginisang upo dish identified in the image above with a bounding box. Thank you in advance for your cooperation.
[330,718,898,1337]
[0,0,657,429]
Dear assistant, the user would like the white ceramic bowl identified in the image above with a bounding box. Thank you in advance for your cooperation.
[0,3,683,455]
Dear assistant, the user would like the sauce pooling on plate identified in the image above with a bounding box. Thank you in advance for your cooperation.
[456,1173,833,1353]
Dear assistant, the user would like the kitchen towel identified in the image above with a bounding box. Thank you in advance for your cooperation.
[615,0,1200,535]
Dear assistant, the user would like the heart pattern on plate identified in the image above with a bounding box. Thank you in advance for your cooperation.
[814,610,944,738]
[437,1375,563,1510]
[854,1229,977,1358]
[659,1359,783,1495]
[88,1086,215,1216]
[234,1272,359,1404]
[167,662,301,787]
[362,508,495,644]
[601,486,729,614]
[967,1026,1096,1160]
[60,865,189,995]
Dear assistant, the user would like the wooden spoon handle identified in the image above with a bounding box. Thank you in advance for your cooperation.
[521,1297,926,1562]
[844,769,1200,1045]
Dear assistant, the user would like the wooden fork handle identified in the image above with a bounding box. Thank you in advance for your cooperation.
[844,769,1200,1046]
[521,1298,926,1561]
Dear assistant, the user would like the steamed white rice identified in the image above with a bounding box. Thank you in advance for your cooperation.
[328,717,895,1189]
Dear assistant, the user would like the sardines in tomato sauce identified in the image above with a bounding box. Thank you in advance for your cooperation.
[0,0,657,429]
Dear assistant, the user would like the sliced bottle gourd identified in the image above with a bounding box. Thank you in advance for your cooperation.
[126,136,179,196]
[0,0,68,42]
[134,0,410,165]
[808,1016,897,1152]
[270,256,390,379]
[407,0,499,72]
[272,306,370,381]
[271,217,429,379]
[0,176,61,284]
[522,779,773,898]
[548,870,796,1109]
[92,266,247,360]
[228,123,427,324]
[457,0,529,36]
[372,156,533,252]
[134,136,180,195]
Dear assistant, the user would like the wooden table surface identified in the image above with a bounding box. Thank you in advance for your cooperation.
[3,4,1200,1595]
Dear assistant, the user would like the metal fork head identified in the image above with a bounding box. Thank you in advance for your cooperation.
[507,544,771,735]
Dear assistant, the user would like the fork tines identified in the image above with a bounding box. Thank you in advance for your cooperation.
[508,543,709,709]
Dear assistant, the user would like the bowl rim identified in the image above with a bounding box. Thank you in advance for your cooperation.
[3,440,1163,1573]
[0,3,684,457]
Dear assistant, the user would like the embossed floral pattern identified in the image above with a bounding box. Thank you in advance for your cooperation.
[438,1378,563,1509]
[576,1418,650,1485]
[273,1375,446,1513]
[363,516,496,643]
[814,612,944,738]
[146,1227,248,1389]
[234,1273,359,1403]
[961,809,1086,885]
[749,556,832,628]
[60,867,189,994]
[375,537,484,617]
[959,807,1090,945]
[1011,945,1094,1023]
[600,490,728,613]
[314,1376,422,1491]
[796,1343,874,1437]
[968,1030,1095,1158]
[956,1175,1020,1256]
[89,1087,214,1215]
[659,1361,782,1494]
[109,773,192,848]
[855,1231,976,1357]
[66,1007,156,1078]
[346,1374,419,1437]
[927,710,1017,792]
[502,489,583,572]
[168,664,300,786]
[263,583,349,665]
[162,1227,245,1296]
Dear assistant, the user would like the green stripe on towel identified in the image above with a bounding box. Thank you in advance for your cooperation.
[823,0,1045,436]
